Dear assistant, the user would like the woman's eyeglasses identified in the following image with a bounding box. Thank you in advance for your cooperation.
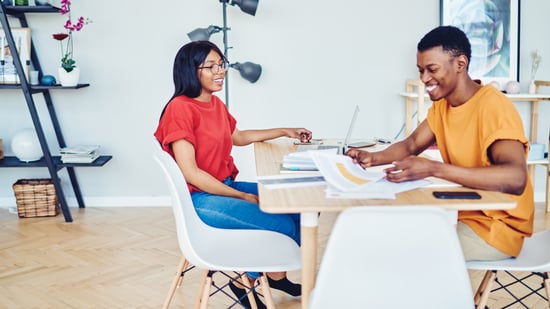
[197,61,230,74]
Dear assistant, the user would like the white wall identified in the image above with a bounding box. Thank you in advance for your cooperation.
[1,0,549,206]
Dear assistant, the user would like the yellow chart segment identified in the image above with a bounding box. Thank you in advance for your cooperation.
[336,162,370,185]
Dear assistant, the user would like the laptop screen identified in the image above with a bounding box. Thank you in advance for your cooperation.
[343,105,360,147]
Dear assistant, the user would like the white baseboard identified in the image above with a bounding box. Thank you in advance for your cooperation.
[0,196,171,208]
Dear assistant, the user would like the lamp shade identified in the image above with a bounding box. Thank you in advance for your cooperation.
[187,25,222,41]
[230,0,259,16]
[11,128,43,162]
[231,62,262,83]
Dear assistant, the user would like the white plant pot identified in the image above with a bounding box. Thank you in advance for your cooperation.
[528,80,537,94]
[58,67,80,87]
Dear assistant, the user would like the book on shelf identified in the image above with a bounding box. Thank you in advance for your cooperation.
[60,145,100,155]
[61,152,100,163]
[60,145,100,163]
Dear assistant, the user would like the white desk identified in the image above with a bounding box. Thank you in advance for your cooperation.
[255,139,517,309]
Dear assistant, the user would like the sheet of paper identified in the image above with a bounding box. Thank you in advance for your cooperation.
[424,176,460,188]
[309,152,385,192]
[309,152,432,199]
[325,185,396,199]
[420,148,444,162]
[257,174,326,189]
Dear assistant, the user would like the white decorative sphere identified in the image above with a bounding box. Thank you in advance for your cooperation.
[488,80,500,90]
[505,81,521,94]
[11,128,43,162]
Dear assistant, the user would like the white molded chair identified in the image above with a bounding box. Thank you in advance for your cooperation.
[152,138,301,308]
[467,229,550,308]
[309,206,474,309]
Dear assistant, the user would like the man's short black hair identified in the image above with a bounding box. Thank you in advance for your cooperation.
[417,25,472,65]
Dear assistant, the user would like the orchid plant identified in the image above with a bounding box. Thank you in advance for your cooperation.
[52,0,91,73]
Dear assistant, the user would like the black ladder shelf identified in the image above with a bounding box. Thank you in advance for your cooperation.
[0,4,112,222]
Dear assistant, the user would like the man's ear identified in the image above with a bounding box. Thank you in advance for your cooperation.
[456,55,468,73]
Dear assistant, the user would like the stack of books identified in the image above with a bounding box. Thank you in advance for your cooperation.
[60,145,100,163]
[281,147,337,173]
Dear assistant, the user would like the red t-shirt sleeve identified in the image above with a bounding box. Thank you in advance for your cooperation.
[154,95,239,192]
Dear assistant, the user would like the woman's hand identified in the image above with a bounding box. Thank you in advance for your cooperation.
[282,128,312,142]
[241,192,259,204]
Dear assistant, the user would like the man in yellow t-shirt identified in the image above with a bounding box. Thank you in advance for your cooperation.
[346,25,533,260]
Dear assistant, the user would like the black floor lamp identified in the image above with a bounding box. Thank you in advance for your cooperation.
[187,0,262,108]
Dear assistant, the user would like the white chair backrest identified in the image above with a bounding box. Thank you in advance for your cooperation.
[152,137,218,268]
[309,206,474,309]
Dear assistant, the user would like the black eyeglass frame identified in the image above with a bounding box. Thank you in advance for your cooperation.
[197,61,230,74]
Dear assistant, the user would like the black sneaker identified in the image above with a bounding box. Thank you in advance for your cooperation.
[267,276,302,297]
[228,281,267,309]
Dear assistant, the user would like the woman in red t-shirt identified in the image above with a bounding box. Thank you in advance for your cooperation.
[155,40,311,308]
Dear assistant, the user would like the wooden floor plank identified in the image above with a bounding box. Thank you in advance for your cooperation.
[0,204,548,308]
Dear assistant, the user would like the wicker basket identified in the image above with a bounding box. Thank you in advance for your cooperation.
[13,179,59,218]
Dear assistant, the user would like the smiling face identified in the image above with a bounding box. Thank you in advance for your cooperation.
[195,50,226,102]
[416,46,461,102]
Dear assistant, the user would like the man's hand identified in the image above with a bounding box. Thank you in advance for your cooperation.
[345,148,375,168]
[384,156,439,182]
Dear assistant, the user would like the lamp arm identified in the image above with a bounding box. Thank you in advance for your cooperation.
[222,0,230,107]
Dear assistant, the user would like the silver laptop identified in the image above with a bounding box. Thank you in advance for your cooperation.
[297,105,373,152]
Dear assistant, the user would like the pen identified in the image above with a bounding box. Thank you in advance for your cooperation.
[376,138,392,144]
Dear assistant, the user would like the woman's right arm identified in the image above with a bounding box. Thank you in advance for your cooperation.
[172,139,258,203]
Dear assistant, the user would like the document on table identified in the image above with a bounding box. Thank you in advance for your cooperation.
[309,152,431,199]
[258,149,338,189]
[257,174,326,189]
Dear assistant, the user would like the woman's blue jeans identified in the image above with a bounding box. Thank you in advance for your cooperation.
[191,178,301,279]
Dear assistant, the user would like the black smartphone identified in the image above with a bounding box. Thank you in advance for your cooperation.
[433,191,482,199]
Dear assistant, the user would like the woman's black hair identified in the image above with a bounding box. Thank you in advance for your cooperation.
[159,40,227,119]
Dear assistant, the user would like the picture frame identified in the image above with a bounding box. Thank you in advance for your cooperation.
[0,27,31,84]
[440,0,520,85]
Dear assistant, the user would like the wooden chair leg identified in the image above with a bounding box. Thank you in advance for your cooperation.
[258,274,276,309]
[194,270,210,309]
[176,259,189,286]
[546,167,550,213]
[240,273,259,309]
[546,128,550,213]
[473,270,492,304]
[163,257,189,309]
[475,270,496,308]
[544,272,550,307]
[197,271,213,309]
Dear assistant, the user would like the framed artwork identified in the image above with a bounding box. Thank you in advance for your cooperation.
[440,0,520,85]
[0,27,31,84]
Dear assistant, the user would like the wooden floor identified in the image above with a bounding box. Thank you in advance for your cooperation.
[0,203,549,309]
